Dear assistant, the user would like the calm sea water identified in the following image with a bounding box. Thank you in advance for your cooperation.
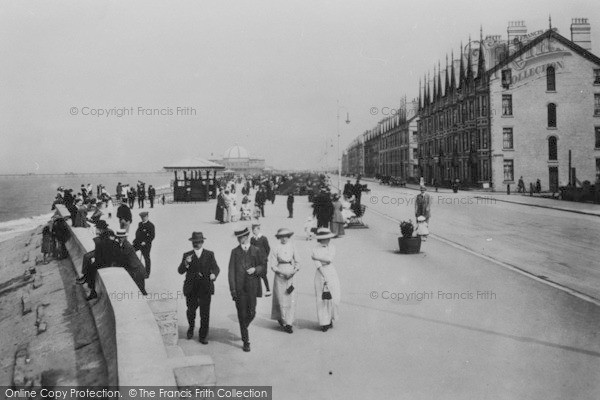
[0,172,173,239]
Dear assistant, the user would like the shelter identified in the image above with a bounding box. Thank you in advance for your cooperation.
[163,157,225,201]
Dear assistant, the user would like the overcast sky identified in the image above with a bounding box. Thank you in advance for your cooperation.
[1,0,599,173]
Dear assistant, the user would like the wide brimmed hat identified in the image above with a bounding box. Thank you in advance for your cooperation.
[189,231,206,242]
[417,215,427,222]
[115,229,128,237]
[315,228,336,240]
[275,228,294,238]
[234,227,250,238]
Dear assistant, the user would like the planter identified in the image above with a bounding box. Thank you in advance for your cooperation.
[398,236,421,254]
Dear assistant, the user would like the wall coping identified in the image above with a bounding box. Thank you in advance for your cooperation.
[55,205,177,387]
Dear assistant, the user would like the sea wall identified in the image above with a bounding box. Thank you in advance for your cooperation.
[55,205,215,388]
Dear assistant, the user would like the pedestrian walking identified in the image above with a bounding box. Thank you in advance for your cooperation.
[133,211,155,278]
[330,193,345,237]
[228,227,266,352]
[178,232,220,344]
[148,185,156,208]
[311,228,340,332]
[270,228,299,333]
[255,187,266,217]
[286,193,294,218]
[414,185,432,223]
[250,223,271,297]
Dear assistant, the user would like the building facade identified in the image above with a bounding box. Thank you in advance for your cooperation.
[344,18,600,191]
[487,22,600,191]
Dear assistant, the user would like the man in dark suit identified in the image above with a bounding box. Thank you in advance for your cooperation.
[178,232,220,344]
[76,220,120,300]
[117,201,132,232]
[115,229,147,296]
[228,227,266,352]
[148,185,156,208]
[250,223,271,297]
[133,211,155,278]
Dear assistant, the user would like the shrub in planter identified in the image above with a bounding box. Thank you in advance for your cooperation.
[398,220,421,254]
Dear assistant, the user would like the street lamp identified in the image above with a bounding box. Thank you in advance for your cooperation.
[337,100,350,193]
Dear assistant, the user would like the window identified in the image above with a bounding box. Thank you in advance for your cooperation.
[548,103,557,127]
[595,127,600,148]
[480,128,488,149]
[548,136,558,160]
[503,127,513,149]
[595,94,600,116]
[547,66,556,91]
[503,160,514,181]
[502,69,512,89]
[502,94,513,116]
[594,69,600,85]
[481,96,488,116]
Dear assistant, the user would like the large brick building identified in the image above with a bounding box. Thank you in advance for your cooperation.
[344,17,600,191]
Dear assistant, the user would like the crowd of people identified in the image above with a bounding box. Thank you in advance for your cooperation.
[43,173,347,353]
[43,182,159,299]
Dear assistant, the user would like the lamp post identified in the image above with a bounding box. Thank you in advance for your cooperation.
[337,100,350,193]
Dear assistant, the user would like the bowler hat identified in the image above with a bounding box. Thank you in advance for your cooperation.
[275,228,294,238]
[189,232,206,242]
[234,227,250,238]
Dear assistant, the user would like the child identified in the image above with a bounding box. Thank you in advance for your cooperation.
[304,216,316,240]
[253,204,261,221]
[415,215,429,241]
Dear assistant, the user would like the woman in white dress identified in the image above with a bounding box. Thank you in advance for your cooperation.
[270,228,299,333]
[311,228,341,332]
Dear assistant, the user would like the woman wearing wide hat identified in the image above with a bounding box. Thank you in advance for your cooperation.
[270,228,299,333]
[311,228,340,332]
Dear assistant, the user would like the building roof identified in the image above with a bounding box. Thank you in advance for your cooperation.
[488,28,600,75]
[163,157,225,170]
[223,145,250,159]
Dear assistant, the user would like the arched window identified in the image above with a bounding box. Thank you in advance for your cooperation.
[547,66,556,91]
[548,136,557,160]
[548,103,557,128]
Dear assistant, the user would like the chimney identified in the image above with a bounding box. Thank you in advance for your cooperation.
[507,21,527,52]
[571,18,591,51]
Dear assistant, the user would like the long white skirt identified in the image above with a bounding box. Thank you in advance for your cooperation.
[271,264,297,325]
[314,265,341,326]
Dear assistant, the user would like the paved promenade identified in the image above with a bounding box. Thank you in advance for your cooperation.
[125,186,600,399]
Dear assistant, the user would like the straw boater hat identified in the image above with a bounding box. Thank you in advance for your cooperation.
[115,229,128,237]
[315,227,335,240]
[275,228,294,238]
[234,227,251,238]
[188,232,206,242]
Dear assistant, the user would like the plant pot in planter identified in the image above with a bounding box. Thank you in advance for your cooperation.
[398,236,421,254]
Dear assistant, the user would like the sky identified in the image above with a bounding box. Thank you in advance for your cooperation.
[1,0,599,173]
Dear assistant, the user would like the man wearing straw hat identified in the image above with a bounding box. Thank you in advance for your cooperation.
[228,227,267,352]
[178,232,220,343]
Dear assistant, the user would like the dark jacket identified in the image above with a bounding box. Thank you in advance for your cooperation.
[92,233,120,269]
[228,245,266,299]
[117,204,132,222]
[133,221,155,248]
[250,236,270,259]
[177,249,220,297]
[116,240,146,292]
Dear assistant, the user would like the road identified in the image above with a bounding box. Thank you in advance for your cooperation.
[139,184,600,400]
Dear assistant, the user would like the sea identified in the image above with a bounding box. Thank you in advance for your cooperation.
[0,172,173,242]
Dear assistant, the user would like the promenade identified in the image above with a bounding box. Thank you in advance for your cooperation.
[127,186,599,399]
